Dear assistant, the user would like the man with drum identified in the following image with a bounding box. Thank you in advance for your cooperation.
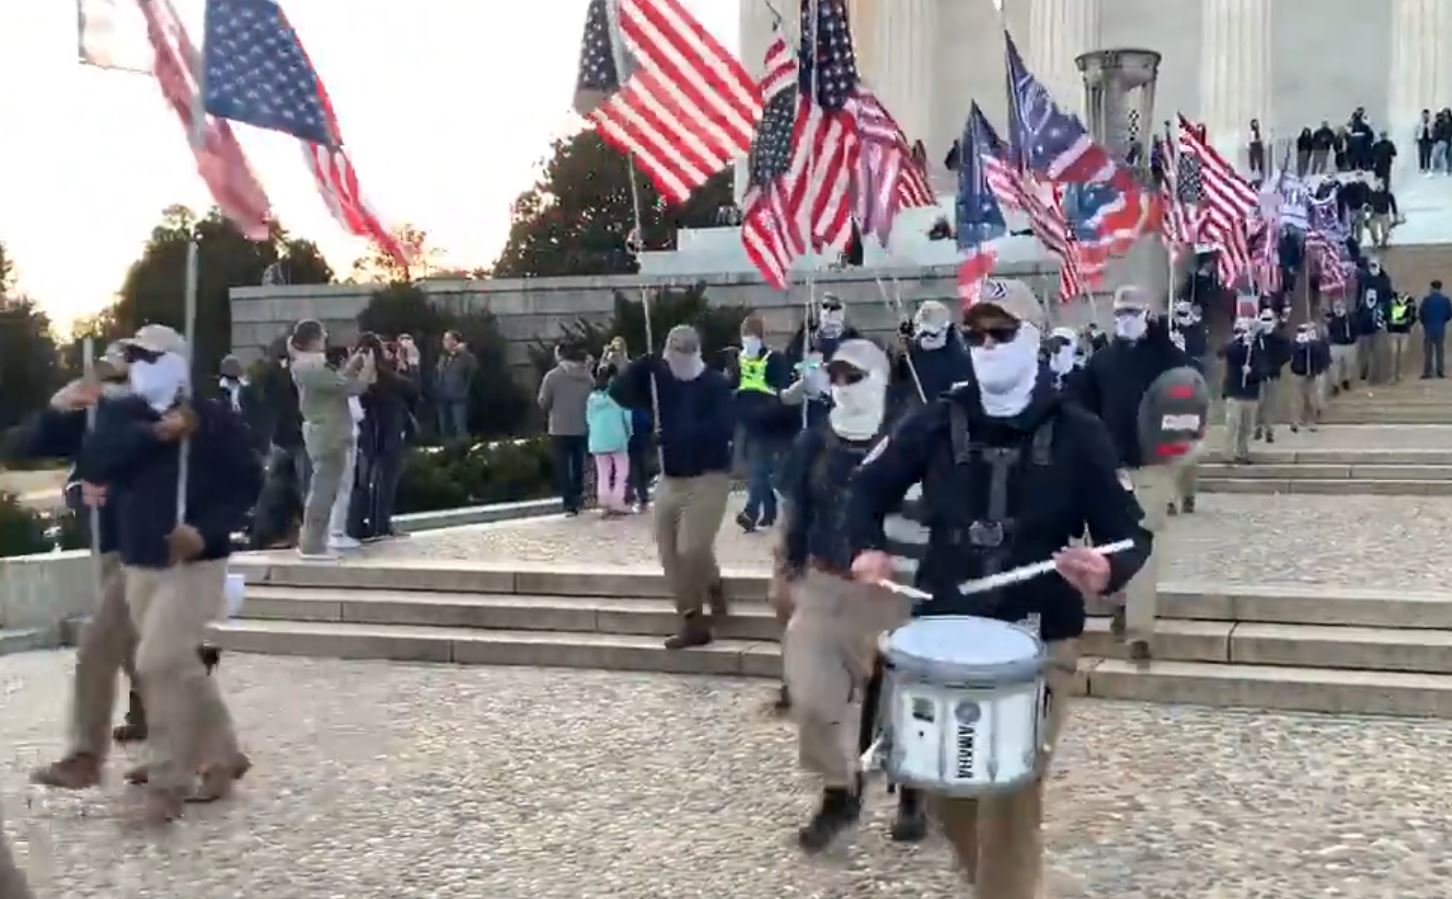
[1070,285,1189,662]
[774,338,912,852]
[848,280,1152,898]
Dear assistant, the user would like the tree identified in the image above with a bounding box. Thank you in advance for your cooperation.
[0,241,61,432]
[350,224,441,283]
[493,131,733,279]
[92,206,333,381]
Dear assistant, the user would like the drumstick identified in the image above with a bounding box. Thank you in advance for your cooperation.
[873,539,1137,601]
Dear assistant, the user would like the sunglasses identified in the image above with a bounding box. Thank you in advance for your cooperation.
[826,362,866,385]
[121,345,162,365]
[963,321,1021,347]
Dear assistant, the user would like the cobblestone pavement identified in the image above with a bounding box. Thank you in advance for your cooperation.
[4,651,1451,899]
[349,493,1452,591]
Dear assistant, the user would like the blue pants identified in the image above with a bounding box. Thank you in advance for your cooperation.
[742,434,781,524]
[551,435,588,513]
[437,401,468,441]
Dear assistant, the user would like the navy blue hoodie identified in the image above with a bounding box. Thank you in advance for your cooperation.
[610,356,733,479]
[75,396,261,569]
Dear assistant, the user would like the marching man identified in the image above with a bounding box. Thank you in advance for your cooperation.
[848,280,1151,897]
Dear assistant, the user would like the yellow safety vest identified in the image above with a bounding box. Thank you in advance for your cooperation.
[737,351,776,395]
[1390,300,1411,325]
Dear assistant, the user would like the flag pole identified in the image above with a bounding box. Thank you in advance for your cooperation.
[875,276,925,402]
[82,337,103,597]
[605,0,664,471]
[801,0,820,431]
[177,7,206,528]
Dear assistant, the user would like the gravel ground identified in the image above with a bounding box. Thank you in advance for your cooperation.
[4,652,1451,898]
[351,493,1452,591]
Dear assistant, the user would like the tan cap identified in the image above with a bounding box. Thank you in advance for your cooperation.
[968,279,1046,330]
[828,338,889,379]
[1113,285,1150,311]
[121,324,189,358]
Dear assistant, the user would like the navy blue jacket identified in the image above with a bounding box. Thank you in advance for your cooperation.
[848,379,1151,642]
[5,406,120,554]
[610,356,733,479]
[1221,338,1265,401]
[1178,322,1209,359]
[1325,312,1358,346]
[75,397,262,569]
[1258,330,1291,379]
[899,330,974,402]
[1071,320,1190,469]
[1356,270,1395,333]
[780,426,881,576]
[1290,339,1332,377]
[1422,291,1452,339]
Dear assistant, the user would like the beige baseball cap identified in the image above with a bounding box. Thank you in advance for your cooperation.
[966,279,1047,330]
[121,324,189,358]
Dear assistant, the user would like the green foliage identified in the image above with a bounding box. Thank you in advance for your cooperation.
[356,285,531,439]
[394,439,554,514]
[85,206,333,382]
[0,492,50,558]
[0,295,61,432]
[528,282,749,379]
[493,131,733,279]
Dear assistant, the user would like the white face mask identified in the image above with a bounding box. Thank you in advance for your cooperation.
[1258,317,1275,334]
[665,350,705,382]
[971,323,1041,418]
[1114,311,1148,342]
[1295,332,1313,345]
[829,369,887,440]
[818,308,845,339]
[741,336,763,357]
[1049,345,1076,376]
[128,352,190,414]
[916,328,948,351]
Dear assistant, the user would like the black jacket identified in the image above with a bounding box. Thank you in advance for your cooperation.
[1368,188,1398,216]
[361,366,419,455]
[1258,330,1291,379]
[76,397,262,569]
[1071,320,1190,469]
[1312,127,1337,150]
[1356,269,1395,332]
[898,330,974,402]
[611,356,733,479]
[1290,339,1331,377]
[1221,337,1265,401]
[1325,312,1357,346]
[257,361,303,450]
[4,405,120,554]
[848,378,1151,642]
[781,426,883,576]
[1177,322,1209,359]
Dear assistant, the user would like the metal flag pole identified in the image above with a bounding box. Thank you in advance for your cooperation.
[800,0,821,431]
[176,19,207,529]
[605,0,664,472]
[875,276,926,402]
[81,338,103,597]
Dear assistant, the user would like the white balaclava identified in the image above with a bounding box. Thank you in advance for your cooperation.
[913,301,952,351]
[828,340,888,441]
[1048,327,1077,376]
[664,325,706,382]
[1172,301,1195,329]
[129,352,191,414]
[818,297,846,339]
[1295,325,1314,345]
[1114,308,1149,342]
[972,322,1042,418]
[1233,316,1254,340]
[1257,311,1276,334]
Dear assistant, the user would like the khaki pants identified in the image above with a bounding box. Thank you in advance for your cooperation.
[1293,377,1322,427]
[932,640,1079,899]
[125,559,238,795]
[1124,469,1169,642]
[1173,462,1197,506]
[653,473,731,617]
[0,804,32,899]
[1329,344,1356,386]
[1370,213,1391,248]
[1225,398,1257,460]
[782,571,912,788]
[1389,332,1410,382]
[70,553,137,759]
[1255,379,1281,433]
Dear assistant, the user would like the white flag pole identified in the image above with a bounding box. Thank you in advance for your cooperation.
[82,338,103,597]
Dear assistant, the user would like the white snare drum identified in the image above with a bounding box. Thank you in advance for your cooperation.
[877,616,1047,796]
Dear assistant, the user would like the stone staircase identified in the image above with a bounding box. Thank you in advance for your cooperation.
[1196,448,1452,496]
[212,558,1452,718]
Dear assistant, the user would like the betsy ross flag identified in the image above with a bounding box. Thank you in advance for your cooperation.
[740,25,804,289]
[855,89,934,246]
[1004,30,1131,190]
[202,0,408,271]
[575,0,762,205]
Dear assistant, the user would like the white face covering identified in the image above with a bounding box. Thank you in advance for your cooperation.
[665,350,705,382]
[829,369,887,440]
[818,308,845,339]
[1049,345,1076,376]
[1295,331,1313,345]
[1114,311,1148,342]
[971,323,1042,418]
[128,352,190,414]
[1258,316,1275,334]
[916,328,948,351]
[741,336,763,358]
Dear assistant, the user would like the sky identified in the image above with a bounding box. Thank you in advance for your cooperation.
[0,0,739,332]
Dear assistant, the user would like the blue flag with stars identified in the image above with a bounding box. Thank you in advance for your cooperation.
[958,103,1008,251]
[798,0,857,111]
[203,0,339,149]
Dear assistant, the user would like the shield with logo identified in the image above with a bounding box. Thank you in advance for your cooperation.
[1137,366,1210,465]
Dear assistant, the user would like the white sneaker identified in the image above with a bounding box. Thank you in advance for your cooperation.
[329,535,362,551]
[298,549,340,562]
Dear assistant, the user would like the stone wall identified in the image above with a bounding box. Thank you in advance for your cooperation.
[230,261,1071,384]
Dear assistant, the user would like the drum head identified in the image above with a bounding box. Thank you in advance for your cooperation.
[884,616,1045,685]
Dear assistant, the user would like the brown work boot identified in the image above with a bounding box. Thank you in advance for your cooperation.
[30,753,102,790]
[663,613,713,650]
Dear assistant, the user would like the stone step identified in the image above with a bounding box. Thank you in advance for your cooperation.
[206,620,1452,717]
[1198,477,1452,496]
[0,628,48,656]
[1200,449,1452,465]
[1197,462,1452,480]
[1322,408,1452,424]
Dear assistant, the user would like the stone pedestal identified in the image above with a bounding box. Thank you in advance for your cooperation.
[1198,0,1272,161]
[1030,0,1101,115]
[1389,0,1452,181]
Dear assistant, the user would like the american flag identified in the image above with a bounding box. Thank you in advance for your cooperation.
[575,0,761,206]
[139,0,271,240]
[1004,30,1132,190]
[1252,219,1282,295]
[1216,217,1252,289]
[740,27,804,289]
[1306,232,1351,295]
[1177,114,1258,235]
[855,89,934,245]
[956,103,1008,308]
[1156,137,1203,257]
[203,0,407,270]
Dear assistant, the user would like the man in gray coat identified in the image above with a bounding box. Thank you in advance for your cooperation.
[290,320,373,559]
[537,343,594,515]
[435,330,477,440]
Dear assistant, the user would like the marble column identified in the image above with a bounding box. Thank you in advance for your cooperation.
[735,0,780,202]
[1029,0,1101,116]
[1389,0,1452,172]
[1198,0,1272,163]
[870,0,937,148]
